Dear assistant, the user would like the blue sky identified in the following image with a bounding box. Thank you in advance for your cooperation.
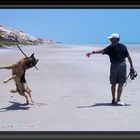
[0,9,140,44]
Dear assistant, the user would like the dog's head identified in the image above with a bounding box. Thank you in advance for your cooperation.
[27,53,39,69]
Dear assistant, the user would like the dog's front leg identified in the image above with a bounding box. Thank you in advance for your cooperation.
[0,65,13,70]
[3,75,16,83]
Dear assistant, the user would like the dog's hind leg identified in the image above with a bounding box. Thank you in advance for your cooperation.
[20,91,29,105]
[28,91,34,104]
[24,93,29,105]
[3,75,16,83]
[28,90,34,104]
[27,90,33,104]
[23,83,34,104]
[16,82,29,104]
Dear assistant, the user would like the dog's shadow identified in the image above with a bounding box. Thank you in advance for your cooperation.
[77,102,131,108]
[0,101,30,112]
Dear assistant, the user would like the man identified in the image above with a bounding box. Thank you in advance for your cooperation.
[86,33,134,105]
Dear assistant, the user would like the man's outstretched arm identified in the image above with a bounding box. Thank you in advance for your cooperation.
[86,49,104,57]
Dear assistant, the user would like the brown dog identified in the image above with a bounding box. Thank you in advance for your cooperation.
[0,53,39,104]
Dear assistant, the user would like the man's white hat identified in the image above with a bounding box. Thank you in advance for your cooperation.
[108,33,120,39]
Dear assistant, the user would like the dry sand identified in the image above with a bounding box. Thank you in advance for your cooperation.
[0,43,140,131]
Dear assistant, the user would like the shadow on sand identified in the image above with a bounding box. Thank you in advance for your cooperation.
[77,102,131,108]
[0,101,30,112]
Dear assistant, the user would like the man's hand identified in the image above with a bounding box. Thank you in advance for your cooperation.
[86,53,91,58]
[130,67,135,73]
[86,51,95,58]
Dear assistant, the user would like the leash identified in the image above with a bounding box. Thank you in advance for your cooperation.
[16,43,28,57]
[124,68,137,86]
[13,37,38,70]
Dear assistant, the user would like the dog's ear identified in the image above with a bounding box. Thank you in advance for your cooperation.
[31,53,34,57]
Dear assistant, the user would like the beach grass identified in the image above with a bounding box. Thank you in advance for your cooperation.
[0,40,17,47]
[0,40,38,47]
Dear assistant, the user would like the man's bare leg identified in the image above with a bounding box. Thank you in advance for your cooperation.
[111,84,116,104]
[117,84,123,102]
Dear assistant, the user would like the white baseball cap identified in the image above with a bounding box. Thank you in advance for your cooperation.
[108,33,120,39]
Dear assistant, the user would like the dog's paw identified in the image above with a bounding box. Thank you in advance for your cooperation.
[26,100,29,105]
[3,80,7,83]
[30,102,34,105]
[31,100,34,104]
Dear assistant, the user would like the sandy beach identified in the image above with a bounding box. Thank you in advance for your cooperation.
[0,43,140,131]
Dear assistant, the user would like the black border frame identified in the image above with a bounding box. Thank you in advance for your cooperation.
[0,131,140,139]
[0,0,140,139]
[0,0,140,8]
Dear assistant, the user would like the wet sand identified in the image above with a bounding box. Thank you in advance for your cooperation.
[0,43,140,131]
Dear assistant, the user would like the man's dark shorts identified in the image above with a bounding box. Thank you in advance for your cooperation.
[110,61,126,85]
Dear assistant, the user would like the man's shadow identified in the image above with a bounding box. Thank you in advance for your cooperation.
[0,101,30,112]
[77,102,131,108]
